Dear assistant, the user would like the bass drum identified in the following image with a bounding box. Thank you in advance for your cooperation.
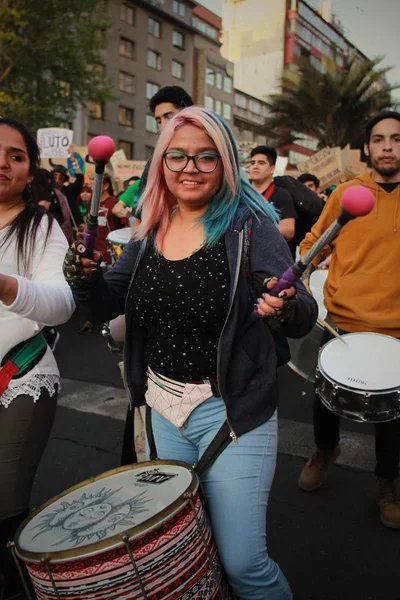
[15,461,232,599]
[287,269,328,382]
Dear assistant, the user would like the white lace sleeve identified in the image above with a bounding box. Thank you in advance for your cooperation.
[0,375,60,408]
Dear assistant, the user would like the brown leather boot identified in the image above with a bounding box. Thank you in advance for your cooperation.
[298,446,341,491]
[377,478,400,529]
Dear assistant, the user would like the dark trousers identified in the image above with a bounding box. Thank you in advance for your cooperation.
[314,328,400,481]
[0,388,58,594]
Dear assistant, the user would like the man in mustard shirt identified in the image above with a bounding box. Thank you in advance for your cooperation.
[298,111,400,529]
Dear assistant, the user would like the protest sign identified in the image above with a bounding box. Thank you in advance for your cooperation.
[114,160,146,181]
[110,149,127,172]
[37,128,73,159]
[297,147,344,189]
[274,157,288,177]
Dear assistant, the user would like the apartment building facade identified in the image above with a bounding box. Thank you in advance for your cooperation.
[73,0,235,161]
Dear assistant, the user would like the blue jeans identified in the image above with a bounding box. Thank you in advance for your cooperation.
[150,396,292,600]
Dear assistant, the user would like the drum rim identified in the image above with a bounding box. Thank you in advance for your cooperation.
[15,459,198,564]
[106,227,132,244]
[317,332,400,394]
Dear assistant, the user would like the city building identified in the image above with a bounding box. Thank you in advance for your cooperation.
[74,0,197,159]
[232,90,269,146]
[221,0,372,165]
[73,1,235,161]
[192,5,235,124]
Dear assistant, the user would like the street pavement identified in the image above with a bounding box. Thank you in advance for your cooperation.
[29,312,399,600]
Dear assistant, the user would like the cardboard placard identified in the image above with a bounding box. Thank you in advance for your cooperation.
[110,149,127,172]
[37,128,74,159]
[114,160,146,181]
[297,147,344,189]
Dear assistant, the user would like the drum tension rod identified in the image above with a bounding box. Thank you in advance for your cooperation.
[121,535,150,600]
[184,493,226,598]
[7,542,35,600]
[42,557,61,600]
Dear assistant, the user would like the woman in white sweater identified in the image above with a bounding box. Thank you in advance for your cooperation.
[0,118,75,597]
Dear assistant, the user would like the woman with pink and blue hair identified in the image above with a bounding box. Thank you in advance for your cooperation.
[65,106,317,599]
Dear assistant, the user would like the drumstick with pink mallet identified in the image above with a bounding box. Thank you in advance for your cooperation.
[267,185,375,298]
[81,135,116,257]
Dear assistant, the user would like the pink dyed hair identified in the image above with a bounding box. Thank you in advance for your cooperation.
[134,106,239,249]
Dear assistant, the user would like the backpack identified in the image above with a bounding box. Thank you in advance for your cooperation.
[273,175,325,246]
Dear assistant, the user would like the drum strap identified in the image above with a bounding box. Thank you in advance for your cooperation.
[145,404,232,476]
[194,421,232,476]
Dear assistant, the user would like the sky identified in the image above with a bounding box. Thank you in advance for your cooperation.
[197,0,399,101]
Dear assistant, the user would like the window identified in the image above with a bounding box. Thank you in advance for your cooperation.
[171,59,184,79]
[172,30,184,49]
[224,76,233,93]
[223,103,231,120]
[173,0,186,17]
[146,115,158,133]
[192,16,218,40]
[119,38,135,59]
[205,96,214,110]
[146,82,160,100]
[215,100,221,115]
[216,72,222,89]
[147,49,162,70]
[88,102,104,120]
[206,68,215,86]
[146,145,155,160]
[119,140,133,159]
[148,17,161,38]
[120,3,135,25]
[119,72,135,94]
[119,106,134,127]
[235,93,247,109]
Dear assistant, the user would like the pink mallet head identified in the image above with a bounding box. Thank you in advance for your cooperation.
[88,135,116,163]
[341,185,375,217]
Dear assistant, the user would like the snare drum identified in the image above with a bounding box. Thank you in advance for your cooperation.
[107,227,132,264]
[316,333,400,423]
[288,269,328,381]
[14,461,231,599]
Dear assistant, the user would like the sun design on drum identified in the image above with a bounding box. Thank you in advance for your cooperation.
[32,486,150,547]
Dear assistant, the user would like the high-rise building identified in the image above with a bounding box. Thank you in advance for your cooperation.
[73,0,235,160]
[75,0,197,159]
[221,0,372,162]
[221,0,367,101]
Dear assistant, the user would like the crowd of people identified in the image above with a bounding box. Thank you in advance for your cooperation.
[0,81,399,600]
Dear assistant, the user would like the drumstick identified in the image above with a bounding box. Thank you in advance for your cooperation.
[267,186,375,297]
[82,136,116,257]
[317,317,347,344]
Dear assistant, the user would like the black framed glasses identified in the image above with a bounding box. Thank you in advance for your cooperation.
[163,151,221,173]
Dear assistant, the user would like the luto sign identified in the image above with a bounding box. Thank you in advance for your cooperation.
[37,128,74,159]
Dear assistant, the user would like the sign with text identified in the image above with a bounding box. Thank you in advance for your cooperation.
[110,149,127,172]
[37,128,73,159]
[297,147,344,189]
[114,160,146,181]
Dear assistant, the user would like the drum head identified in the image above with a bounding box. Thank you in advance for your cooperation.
[318,333,400,392]
[106,227,132,246]
[310,269,328,320]
[16,461,197,561]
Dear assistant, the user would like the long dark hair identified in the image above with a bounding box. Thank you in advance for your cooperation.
[0,118,53,274]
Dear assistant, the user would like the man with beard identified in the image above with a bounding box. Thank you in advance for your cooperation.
[298,111,400,529]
